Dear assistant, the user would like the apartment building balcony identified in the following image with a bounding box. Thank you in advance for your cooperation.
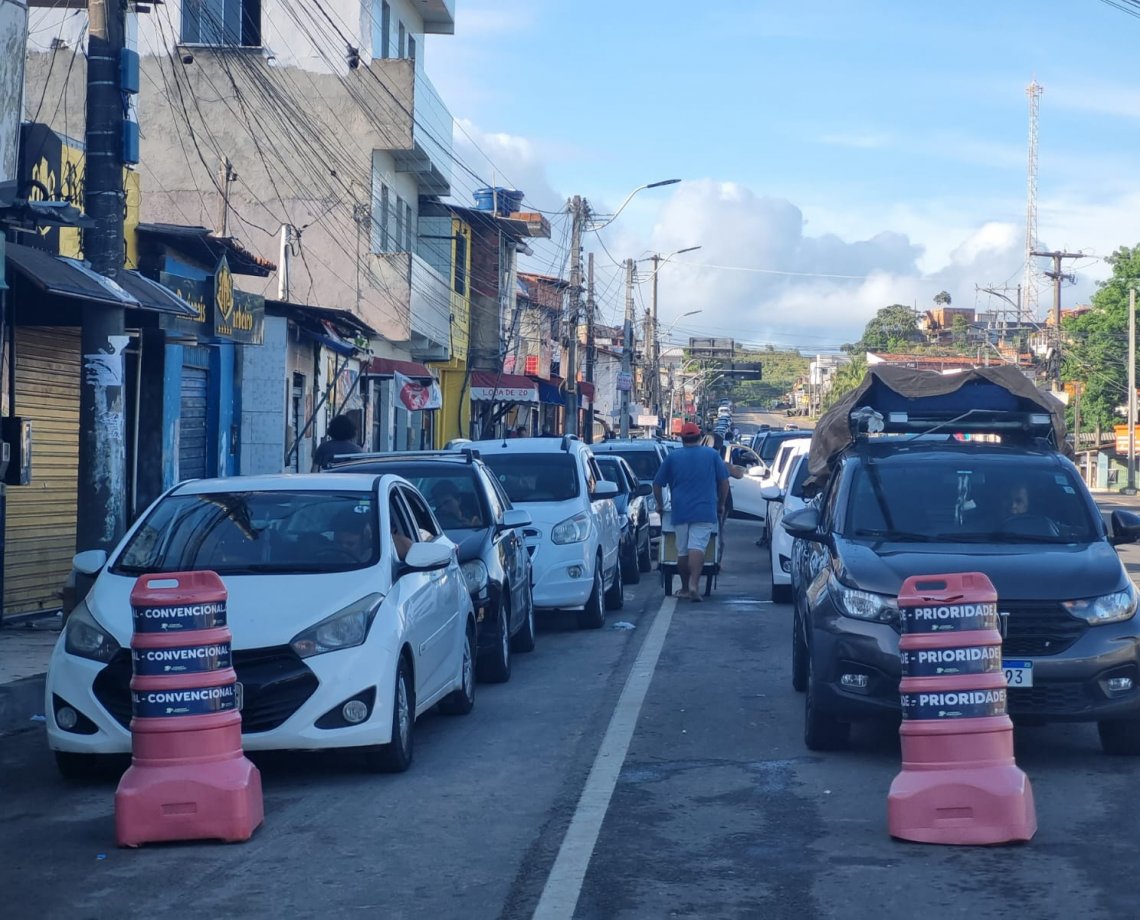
[413,0,456,34]
[371,250,451,361]
[370,59,453,196]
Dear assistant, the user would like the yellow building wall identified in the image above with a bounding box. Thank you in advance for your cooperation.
[430,218,473,447]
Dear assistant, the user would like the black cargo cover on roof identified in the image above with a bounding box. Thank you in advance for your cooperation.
[805,365,1067,492]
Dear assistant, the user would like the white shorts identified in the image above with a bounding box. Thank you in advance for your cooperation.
[675,522,716,554]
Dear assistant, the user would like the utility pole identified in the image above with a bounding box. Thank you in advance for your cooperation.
[584,253,596,442]
[650,254,661,423]
[620,258,634,438]
[564,196,583,436]
[1129,287,1136,494]
[218,158,237,237]
[1031,249,1083,389]
[77,0,128,552]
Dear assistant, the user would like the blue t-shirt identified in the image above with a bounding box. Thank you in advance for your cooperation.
[653,445,728,524]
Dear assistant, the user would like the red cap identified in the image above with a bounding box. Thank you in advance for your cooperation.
[680,422,701,439]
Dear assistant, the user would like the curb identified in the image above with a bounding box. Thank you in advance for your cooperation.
[0,673,46,737]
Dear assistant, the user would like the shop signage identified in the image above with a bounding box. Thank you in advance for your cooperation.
[617,372,633,392]
[471,384,538,403]
[157,258,264,345]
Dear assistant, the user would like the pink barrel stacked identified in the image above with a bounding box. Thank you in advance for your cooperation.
[887,571,1036,845]
[114,571,263,847]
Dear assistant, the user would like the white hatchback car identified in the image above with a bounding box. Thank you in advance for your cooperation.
[46,474,476,778]
[761,453,810,603]
[469,436,623,629]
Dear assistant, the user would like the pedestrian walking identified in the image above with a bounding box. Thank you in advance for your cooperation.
[312,414,363,470]
[653,422,729,601]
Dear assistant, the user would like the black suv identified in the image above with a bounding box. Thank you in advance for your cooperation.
[786,439,1140,753]
[330,450,535,683]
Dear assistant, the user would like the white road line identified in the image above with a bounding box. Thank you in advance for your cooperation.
[532,596,678,920]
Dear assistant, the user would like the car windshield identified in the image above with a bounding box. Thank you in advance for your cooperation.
[595,457,629,493]
[482,453,580,502]
[382,468,487,530]
[758,432,805,464]
[844,456,1099,544]
[602,450,660,481]
[112,490,379,575]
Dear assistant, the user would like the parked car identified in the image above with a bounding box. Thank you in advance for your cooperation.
[756,437,811,543]
[751,428,813,471]
[719,441,769,519]
[46,474,477,778]
[595,453,653,582]
[760,453,810,603]
[591,438,670,547]
[786,417,1140,755]
[328,449,536,684]
[468,436,623,628]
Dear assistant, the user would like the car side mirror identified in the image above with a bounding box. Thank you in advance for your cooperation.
[782,507,828,543]
[637,482,652,497]
[402,541,453,571]
[746,465,766,479]
[1110,509,1140,546]
[760,485,783,503]
[592,480,618,500]
[73,549,109,576]
[501,508,531,530]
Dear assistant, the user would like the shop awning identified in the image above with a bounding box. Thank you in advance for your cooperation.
[5,242,198,316]
[369,357,435,380]
[137,223,276,277]
[470,370,538,403]
[530,376,564,405]
[265,300,377,340]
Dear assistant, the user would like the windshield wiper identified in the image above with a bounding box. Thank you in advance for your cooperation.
[944,531,1077,545]
[852,528,932,542]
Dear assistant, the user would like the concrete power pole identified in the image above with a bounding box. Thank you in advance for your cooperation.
[650,253,661,424]
[584,253,595,442]
[1031,248,1083,389]
[620,258,634,438]
[1129,287,1136,494]
[564,196,583,436]
[78,0,128,552]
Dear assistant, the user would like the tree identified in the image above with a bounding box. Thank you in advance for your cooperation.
[951,314,969,348]
[934,290,952,306]
[822,354,868,410]
[849,304,923,353]
[1062,245,1140,432]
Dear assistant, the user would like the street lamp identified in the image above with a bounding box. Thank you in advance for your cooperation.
[588,179,681,233]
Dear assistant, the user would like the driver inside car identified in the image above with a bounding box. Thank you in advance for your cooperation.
[331,509,375,563]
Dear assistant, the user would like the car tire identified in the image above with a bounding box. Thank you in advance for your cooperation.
[439,622,476,715]
[363,655,415,773]
[771,568,792,604]
[511,582,537,653]
[478,595,512,684]
[622,539,641,585]
[577,562,606,629]
[605,558,624,610]
[804,642,849,751]
[1098,719,1140,755]
[637,528,652,572]
[791,610,808,693]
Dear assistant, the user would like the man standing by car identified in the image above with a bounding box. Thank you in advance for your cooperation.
[654,422,729,601]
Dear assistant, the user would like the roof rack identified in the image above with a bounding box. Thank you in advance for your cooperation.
[330,449,481,465]
[849,406,1055,442]
[560,434,580,452]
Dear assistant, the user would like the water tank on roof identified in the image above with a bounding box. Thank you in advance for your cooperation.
[473,187,524,216]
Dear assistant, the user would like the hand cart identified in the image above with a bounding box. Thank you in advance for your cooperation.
[659,524,721,597]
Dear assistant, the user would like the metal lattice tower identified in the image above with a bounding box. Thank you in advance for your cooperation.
[1023,79,1044,323]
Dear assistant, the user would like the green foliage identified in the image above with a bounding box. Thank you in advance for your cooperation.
[934,290,952,306]
[951,314,969,348]
[847,304,924,353]
[728,348,809,406]
[1062,245,1140,432]
[822,354,868,410]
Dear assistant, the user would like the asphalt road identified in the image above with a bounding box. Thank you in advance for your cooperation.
[4,518,1140,919]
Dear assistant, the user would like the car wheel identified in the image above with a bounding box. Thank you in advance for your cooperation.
[804,641,849,751]
[604,557,625,610]
[637,528,652,572]
[477,594,512,684]
[439,622,476,715]
[511,582,537,653]
[771,570,792,604]
[791,610,808,693]
[53,750,124,783]
[363,656,415,773]
[1098,719,1140,755]
[622,538,641,585]
[577,562,606,629]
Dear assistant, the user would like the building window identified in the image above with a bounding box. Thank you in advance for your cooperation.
[407,34,416,65]
[454,234,467,296]
[398,21,406,58]
[379,185,390,252]
[182,0,261,47]
[376,0,390,59]
[404,201,414,252]
[395,196,405,253]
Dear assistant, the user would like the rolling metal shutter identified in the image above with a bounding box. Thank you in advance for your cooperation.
[179,364,209,481]
[4,328,81,618]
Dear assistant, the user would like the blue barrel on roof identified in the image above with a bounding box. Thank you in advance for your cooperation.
[474,187,524,216]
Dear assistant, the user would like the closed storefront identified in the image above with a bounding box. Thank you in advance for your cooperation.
[179,351,210,481]
[4,327,80,617]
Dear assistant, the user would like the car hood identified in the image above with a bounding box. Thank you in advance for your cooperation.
[444,527,489,563]
[87,568,390,649]
[509,498,591,532]
[832,538,1129,600]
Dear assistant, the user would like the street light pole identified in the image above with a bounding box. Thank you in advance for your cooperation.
[642,246,700,426]
[621,258,635,438]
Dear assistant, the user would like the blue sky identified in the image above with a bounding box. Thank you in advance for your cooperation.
[428,0,1140,351]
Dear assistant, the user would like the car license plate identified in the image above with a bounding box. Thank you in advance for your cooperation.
[234,681,244,711]
[1003,660,1033,688]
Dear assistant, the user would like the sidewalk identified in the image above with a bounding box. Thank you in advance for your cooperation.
[0,614,60,736]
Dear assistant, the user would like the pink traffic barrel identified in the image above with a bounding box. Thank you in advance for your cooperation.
[114,571,263,847]
[887,572,1036,845]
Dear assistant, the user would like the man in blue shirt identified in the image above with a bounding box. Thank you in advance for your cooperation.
[653,422,729,600]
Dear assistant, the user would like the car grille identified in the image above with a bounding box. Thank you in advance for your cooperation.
[1007,682,1092,716]
[93,646,319,734]
[1001,601,1088,657]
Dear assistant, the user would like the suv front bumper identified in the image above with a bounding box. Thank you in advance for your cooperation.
[530,542,596,610]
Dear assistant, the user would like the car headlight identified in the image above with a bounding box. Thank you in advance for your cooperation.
[63,601,121,663]
[830,579,898,625]
[460,559,490,596]
[552,511,592,545]
[1064,587,1138,625]
[290,593,383,658]
[646,495,657,514]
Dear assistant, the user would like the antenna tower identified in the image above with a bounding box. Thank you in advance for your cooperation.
[1023,79,1044,323]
